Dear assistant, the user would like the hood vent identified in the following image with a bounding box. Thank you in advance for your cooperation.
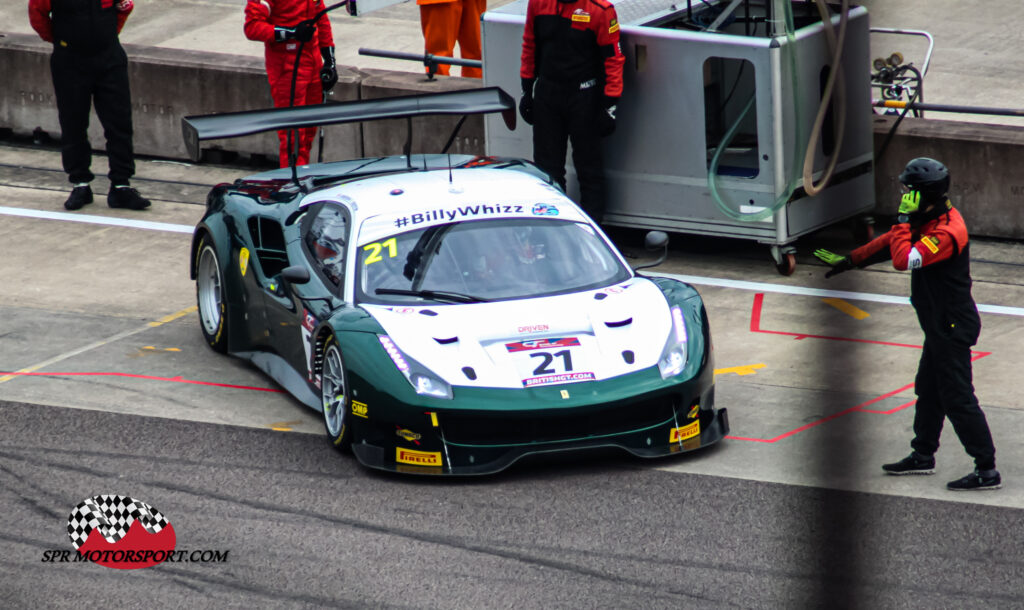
[605,318,633,328]
[434,336,458,345]
[419,309,438,316]
[594,293,608,300]
[622,350,635,364]
[462,366,477,380]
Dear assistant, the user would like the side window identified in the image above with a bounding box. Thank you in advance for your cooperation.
[303,204,349,286]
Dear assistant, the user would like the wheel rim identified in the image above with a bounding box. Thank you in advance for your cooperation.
[197,246,222,336]
[322,345,347,437]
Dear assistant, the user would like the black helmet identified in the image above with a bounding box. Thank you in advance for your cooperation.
[898,157,950,203]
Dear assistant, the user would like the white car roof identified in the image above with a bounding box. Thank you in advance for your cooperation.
[302,167,592,244]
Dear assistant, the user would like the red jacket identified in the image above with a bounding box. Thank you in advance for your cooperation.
[244,0,334,48]
[851,204,980,341]
[29,0,132,51]
[520,0,623,98]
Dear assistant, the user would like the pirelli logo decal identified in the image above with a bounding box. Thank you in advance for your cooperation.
[396,448,442,467]
[921,235,940,254]
[670,420,700,443]
[571,12,591,22]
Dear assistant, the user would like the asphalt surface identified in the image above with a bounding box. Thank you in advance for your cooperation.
[5,399,1024,609]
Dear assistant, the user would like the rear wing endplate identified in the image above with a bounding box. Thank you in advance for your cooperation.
[181,87,516,162]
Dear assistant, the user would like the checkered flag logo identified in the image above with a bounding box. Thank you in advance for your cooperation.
[67,494,169,550]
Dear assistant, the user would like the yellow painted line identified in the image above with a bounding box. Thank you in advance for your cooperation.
[1,306,197,385]
[714,363,766,377]
[268,420,304,431]
[822,297,870,320]
[148,305,198,327]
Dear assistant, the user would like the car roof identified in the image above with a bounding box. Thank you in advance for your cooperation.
[301,167,592,243]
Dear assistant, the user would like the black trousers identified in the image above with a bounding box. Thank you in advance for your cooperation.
[532,78,606,222]
[50,44,135,186]
[911,333,996,470]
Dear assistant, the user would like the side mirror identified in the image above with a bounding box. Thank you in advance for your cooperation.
[633,231,669,272]
[281,265,311,285]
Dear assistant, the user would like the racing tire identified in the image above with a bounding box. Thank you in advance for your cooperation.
[321,339,352,452]
[195,236,229,353]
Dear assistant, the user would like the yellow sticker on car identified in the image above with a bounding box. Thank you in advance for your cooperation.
[670,420,700,442]
[396,448,442,466]
[239,247,250,277]
[921,235,940,254]
[351,400,368,418]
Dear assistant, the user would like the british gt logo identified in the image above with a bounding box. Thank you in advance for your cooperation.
[396,448,442,466]
[505,337,579,352]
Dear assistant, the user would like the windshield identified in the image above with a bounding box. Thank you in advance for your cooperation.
[356,218,631,304]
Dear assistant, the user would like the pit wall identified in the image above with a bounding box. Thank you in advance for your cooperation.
[2,33,1021,239]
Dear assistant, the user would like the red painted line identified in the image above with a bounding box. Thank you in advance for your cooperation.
[0,371,283,393]
[726,295,994,443]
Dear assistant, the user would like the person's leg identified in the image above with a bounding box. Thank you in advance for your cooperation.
[531,80,568,191]
[420,2,459,76]
[933,337,997,471]
[267,52,300,167]
[50,50,94,185]
[295,73,323,166]
[910,339,946,458]
[92,46,135,186]
[456,0,484,78]
[566,87,606,222]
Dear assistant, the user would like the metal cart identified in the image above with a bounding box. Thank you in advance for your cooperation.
[483,0,876,274]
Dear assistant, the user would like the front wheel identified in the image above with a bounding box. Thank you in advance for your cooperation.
[321,340,352,452]
[196,236,229,353]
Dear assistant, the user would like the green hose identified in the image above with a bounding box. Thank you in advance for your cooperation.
[708,0,805,222]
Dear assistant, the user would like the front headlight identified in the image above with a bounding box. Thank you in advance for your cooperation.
[657,306,688,379]
[378,335,453,399]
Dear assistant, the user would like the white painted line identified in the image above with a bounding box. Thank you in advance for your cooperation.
[658,272,1024,317]
[0,205,193,234]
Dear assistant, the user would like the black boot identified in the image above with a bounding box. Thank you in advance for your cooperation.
[108,185,151,210]
[64,184,93,210]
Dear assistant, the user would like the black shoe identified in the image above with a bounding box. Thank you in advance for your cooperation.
[108,186,151,210]
[64,185,93,210]
[947,469,1001,491]
[882,452,935,475]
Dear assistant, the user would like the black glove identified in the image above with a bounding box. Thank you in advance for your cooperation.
[320,46,338,91]
[598,96,618,137]
[519,77,535,126]
[274,21,315,43]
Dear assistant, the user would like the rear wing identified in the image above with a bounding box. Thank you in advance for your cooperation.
[181,87,517,162]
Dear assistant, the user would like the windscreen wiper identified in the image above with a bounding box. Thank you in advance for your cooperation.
[375,288,489,303]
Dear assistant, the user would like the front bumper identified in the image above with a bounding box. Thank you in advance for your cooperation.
[350,375,727,476]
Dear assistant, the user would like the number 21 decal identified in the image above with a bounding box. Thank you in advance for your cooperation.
[530,349,573,375]
[363,237,397,265]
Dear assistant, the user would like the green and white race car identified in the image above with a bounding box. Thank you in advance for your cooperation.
[186,89,728,474]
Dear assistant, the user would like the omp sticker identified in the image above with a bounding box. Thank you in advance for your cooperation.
[505,337,579,352]
[396,448,442,466]
[670,420,700,442]
[921,235,940,254]
[239,248,250,277]
[352,400,368,418]
[522,372,595,387]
